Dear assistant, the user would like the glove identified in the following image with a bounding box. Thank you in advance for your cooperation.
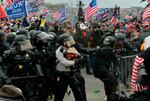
[87,46,100,53]
[74,56,84,66]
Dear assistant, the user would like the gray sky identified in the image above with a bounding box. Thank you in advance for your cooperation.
[46,0,147,8]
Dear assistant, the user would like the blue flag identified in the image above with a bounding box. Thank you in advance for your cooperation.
[59,5,67,22]
[5,0,27,19]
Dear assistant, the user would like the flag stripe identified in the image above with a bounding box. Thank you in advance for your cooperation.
[143,6,150,20]
[130,56,147,94]
[27,12,36,20]
[84,0,99,20]
[85,6,98,20]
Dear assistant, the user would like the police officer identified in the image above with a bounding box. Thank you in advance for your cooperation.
[0,34,43,101]
[30,31,58,101]
[93,36,118,101]
[54,33,86,101]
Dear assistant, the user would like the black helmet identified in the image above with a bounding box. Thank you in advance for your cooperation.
[115,32,125,41]
[30,31,42,46]
[6,33,16,44]
[58,33,75,47]
[103,36,115,47]
[14,35,32,51]
[31,31,51,47]
[14,35,27,44]
[28,30,36,39]
[16,29,28,37]
[37,32,51,44]
[48,32,57,42]
[31,31,41,40]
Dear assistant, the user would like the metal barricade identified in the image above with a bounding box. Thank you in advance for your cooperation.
[118,55,136,93]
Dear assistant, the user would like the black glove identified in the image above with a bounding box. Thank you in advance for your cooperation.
[74,56,84,66]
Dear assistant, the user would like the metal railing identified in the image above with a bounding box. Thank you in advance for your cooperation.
[117,55,136,93]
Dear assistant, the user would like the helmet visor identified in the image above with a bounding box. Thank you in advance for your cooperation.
[18,40,32,51]
[37,32,49,40]
[65,37,75,47]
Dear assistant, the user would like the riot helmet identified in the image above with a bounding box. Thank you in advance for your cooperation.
[28,30,36,39]
[31,31,52,47]
[47,32,57,45]
[6,32,16,45]
[30,31,41,46]
[103,36,115,47]
[14,35,32,51]
[58,33,75,47]
[115,32,126,41]
[16,29,28,37]
[36,32,50,45]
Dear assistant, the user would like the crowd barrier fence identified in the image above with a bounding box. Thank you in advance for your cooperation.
[117,55,136,93]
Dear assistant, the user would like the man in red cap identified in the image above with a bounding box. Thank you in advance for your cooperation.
[126,23,140,52]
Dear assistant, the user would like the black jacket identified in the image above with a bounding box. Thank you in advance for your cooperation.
[94,46,118,69]
[139,47,150,80]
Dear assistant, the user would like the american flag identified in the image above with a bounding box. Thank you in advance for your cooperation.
[110,16,118,25]
[27,12,36,20]
[125,14,133,20]
[41,7,49,17]
[101,12,109,18]
[84,0,99,20]
[130,56,148,94]
[52,11,61,20]
[143,5,150,20]
[110,6,120,25]
[143,20,150,25]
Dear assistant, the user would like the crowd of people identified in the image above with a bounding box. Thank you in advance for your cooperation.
[0,14,149,101]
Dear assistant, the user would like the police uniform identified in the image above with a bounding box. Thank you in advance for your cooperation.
[54,33,86,101]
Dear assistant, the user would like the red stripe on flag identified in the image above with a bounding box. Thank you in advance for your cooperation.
[143,6,150,20]
[85,6,98,20]
[84,0,99,20]
[27,12,36,20]
[130,56,147,94]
